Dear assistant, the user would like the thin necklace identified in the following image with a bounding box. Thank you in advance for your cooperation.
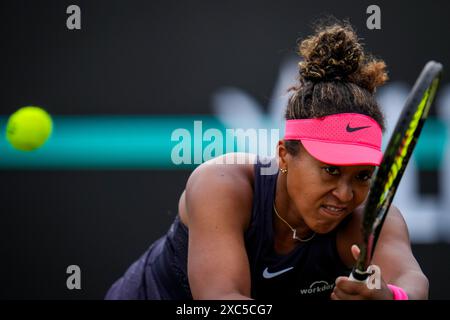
[273,203,316,242]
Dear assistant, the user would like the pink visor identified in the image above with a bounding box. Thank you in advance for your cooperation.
[285,113,382,166]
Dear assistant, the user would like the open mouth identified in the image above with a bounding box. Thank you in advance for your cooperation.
[320,205,346,216]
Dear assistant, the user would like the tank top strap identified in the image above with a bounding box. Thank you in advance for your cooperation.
[244,157,279,263]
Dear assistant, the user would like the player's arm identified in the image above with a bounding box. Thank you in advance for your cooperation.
[370,205,429,299]
[184,159,254,300]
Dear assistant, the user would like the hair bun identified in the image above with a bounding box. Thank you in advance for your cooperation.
[297,23,388,93]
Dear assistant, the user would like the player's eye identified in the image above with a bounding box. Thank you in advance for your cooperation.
[356,170,373,182]
[323,166,340,176]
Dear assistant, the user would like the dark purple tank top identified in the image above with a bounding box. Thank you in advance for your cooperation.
[245,157,351,299]
[106,157,351,300]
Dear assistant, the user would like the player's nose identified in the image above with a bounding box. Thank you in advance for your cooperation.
[331,180,354,203]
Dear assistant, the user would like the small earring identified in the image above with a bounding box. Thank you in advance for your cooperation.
[280,168,288,174]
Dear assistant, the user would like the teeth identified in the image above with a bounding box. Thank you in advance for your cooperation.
[323,205,344,212]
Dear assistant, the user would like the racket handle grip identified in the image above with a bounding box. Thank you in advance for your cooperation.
[349,267,369,283]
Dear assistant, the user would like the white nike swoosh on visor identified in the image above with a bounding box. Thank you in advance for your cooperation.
[262,266,294,279]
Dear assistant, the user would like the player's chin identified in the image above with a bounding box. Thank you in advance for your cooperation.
[313,209,348,233]
[311,220,340,234]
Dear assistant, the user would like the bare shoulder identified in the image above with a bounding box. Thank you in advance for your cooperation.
[178,152,256,230]
[179,153,257,298]
[337,204,408,268]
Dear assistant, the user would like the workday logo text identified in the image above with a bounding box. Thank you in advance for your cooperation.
[300,280,335,295]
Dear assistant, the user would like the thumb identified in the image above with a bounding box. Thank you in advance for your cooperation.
[351,244,361,261]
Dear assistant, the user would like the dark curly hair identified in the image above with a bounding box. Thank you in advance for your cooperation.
[285,21,388,156]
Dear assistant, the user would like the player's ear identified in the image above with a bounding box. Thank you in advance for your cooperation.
[278,140,289,169]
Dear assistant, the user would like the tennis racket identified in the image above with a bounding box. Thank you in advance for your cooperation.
[350,60,443,281]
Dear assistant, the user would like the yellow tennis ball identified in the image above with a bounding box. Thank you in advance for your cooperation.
[6,106,53,151]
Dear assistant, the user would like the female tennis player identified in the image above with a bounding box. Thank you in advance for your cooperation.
[106,22,429,300]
